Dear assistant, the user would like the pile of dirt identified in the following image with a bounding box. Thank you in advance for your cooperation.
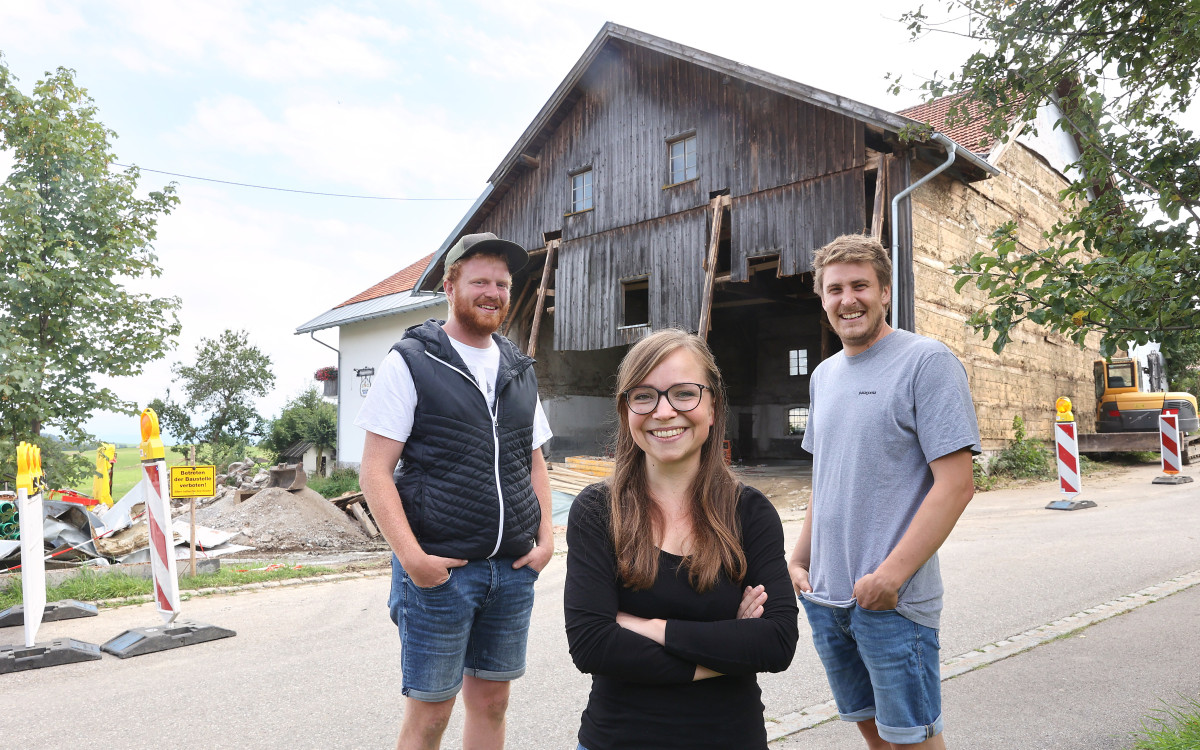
[195,487,371,552]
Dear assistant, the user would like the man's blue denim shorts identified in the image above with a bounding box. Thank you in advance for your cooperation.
[800,596,943,744]
[389,555,539,702]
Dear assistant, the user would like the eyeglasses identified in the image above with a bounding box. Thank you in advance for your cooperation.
[622,383,710,415]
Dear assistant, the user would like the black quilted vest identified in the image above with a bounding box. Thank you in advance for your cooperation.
[390,319,541,559]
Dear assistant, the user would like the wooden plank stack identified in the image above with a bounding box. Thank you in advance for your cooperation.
[548,464,601,496]
[564,456,615,478]
[329,491,379,538]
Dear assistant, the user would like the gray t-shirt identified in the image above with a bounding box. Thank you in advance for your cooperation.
[801,329,980,629]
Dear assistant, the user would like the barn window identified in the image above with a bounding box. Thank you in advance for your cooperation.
[668,135,697,184]
[787,406,809,435]
[570,169,593,213]
[621,278,650,327]
[788,349,808,376]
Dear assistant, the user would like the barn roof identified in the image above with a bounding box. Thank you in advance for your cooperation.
[413,22,998,293]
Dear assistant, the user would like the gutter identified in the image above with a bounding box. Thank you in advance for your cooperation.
[890,133,958,330]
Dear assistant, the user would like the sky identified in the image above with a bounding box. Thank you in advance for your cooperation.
[0,0,984,444]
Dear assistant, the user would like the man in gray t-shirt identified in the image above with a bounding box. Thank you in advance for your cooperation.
[789,235,979,750]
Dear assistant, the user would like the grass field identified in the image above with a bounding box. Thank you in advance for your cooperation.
[65,444,275,502]
[66,445,186,502]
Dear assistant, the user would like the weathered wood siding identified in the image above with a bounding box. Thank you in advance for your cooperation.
[730,168,867,281]
[554,208,707,351]
[476,41,867,254]
[469,39,870,351]
[888,151,915,331]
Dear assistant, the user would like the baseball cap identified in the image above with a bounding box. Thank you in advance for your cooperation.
[444,232,528,273]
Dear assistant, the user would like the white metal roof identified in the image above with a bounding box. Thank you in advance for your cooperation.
[295,289,446,334]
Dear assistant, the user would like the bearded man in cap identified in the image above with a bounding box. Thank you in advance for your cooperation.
[358,232,553,750]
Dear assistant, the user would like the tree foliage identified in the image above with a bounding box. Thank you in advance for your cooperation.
[261,386,337,476]
[153,329,275,464]
[894,1,1200,357]
[0,58,181,446]
[0,434,91,492]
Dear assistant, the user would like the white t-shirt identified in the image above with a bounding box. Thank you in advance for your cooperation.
[356,338,552,449]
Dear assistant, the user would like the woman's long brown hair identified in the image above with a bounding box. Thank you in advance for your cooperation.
[608,329,745,592]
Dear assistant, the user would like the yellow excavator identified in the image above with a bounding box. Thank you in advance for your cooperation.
[1093,353,1199,434]
[1078,352,1198,466]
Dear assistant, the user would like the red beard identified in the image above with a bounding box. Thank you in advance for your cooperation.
[453,291,510,338]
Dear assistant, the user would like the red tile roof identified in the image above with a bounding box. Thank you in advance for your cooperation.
[899,93,1023,155]
[336,253,434,308]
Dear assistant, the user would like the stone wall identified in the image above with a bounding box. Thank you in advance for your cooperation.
[911,142,1102,450]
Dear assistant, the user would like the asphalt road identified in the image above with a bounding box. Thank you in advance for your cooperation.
[4,463,1198,749]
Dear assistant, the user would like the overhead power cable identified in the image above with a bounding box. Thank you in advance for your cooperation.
[111,162,475,201]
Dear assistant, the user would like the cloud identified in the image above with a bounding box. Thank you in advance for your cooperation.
[172,93,506,196]
[108,0,408,81]
[124,184,448,420]
[0,2,88,59]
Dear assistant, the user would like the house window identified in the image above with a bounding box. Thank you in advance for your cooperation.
[788,349,808,376]
[621,278,650,327]
[787,406,809,435]
[668,135,697,184]
[570,169,593,213]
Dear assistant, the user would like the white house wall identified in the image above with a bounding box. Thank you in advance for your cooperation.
[1015,99,1085,185]
[335,304,447,468]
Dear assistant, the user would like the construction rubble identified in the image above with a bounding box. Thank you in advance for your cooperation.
[0,459,385,574]
[0,456,630,573]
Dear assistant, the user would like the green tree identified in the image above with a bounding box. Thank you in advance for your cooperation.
[0,434,90,492]
[153,329,275,465]
[261,387,337,476]
[0,59,181,449]
[894,1,1200,357]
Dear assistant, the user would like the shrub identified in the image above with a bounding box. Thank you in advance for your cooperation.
[985,415,1056,481]
[308,466,360,498]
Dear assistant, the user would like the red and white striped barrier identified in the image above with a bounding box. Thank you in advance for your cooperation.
[1159,411,1182,476]
[99,408,236,659]
[1055,421,1081,497]
[1047,397,1095,510]
[142,457,180,624]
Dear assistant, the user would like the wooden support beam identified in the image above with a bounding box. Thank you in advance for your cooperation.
[350,502,379,538]
[502,273,538,337]
[820,311,833,362]
[697,194,731,339]
[870,155,891,242]
[527,238,560,357]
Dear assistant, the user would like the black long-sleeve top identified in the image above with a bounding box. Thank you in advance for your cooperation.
[564,483,799,750]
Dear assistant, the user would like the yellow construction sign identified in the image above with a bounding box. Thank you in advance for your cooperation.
[169,465,217,498]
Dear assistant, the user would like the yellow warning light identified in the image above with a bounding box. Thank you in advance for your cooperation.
[1055,397,1075,423]
[16,442,33,493]
[139,407,165,461]
[15,441,43,494]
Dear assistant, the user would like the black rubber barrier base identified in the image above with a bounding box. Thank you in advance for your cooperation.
[1152,475,1194,485]
[101,620,236,659]
[1046,498,1098,511]
[0,638,102,673]
[0,599,100,628]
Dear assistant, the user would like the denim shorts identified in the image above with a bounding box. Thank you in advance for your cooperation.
[800,596,943,744]
[389,555,539,702]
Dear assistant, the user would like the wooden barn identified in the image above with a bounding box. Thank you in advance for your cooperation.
[387,23,1103,459]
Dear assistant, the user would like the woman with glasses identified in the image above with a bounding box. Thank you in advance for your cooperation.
[564,329,798,750]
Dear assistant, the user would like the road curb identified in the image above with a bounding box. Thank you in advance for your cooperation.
[766,568,1200,742]
[95,566,392,607]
